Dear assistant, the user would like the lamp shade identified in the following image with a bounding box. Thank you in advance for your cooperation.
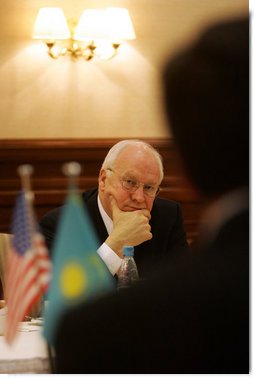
[74,8,136,42]
[33,8,70,40]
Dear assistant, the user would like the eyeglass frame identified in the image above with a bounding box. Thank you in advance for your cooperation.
[106,168,161,198]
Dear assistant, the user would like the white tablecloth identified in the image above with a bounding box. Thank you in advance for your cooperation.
[0,323,51,373]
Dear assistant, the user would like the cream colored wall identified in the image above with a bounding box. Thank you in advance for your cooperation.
[0,0,248,139]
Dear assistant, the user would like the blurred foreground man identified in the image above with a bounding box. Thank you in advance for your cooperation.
[54,16,249,373]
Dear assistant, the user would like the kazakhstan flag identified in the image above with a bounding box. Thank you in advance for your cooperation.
[43,190,114,345]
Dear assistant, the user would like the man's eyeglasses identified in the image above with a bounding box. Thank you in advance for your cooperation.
[107,168,160,198]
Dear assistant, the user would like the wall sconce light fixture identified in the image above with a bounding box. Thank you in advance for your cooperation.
[33,7,136,60]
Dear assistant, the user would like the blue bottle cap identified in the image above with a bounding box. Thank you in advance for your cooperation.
[123,246,134,257]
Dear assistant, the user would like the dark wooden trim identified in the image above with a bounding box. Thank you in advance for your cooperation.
[0,138,174,149]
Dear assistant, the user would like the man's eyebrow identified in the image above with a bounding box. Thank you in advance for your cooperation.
[122,172,136,178]
[123,174,158,185]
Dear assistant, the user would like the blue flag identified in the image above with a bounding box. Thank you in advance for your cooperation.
[43,190,114,344]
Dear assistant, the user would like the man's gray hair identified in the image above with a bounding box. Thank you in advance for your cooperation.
[101,139,164,183]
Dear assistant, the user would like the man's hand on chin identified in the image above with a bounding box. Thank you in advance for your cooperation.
[105,195,152,256]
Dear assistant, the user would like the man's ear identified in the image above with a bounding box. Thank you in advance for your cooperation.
[98,168,107,191]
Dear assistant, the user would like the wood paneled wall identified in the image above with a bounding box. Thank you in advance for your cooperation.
[0,138,205,244]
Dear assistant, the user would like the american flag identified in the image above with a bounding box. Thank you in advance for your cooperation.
[5,190,51,344]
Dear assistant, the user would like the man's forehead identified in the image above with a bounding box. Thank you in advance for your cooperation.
[113,147,161,180]
[116,146,156,165]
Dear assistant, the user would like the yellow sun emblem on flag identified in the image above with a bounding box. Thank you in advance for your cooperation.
[60,262,87,298]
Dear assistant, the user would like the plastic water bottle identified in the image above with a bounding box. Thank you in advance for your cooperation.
[117,246,139,290]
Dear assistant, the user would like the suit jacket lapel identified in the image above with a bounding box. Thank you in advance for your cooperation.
[82,189,109,246]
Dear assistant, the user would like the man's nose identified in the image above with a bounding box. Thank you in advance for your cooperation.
[131,185,146,202]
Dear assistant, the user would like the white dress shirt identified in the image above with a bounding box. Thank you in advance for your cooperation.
[96,196,122,275]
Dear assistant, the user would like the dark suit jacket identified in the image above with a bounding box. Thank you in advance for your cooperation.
[39,188,189,279]
[54,206,249,374]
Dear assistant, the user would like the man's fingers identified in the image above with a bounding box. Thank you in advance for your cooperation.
[109,195,120,215]
[138,209,151,220]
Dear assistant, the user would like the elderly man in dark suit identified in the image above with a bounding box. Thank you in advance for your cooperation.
[40,139,189,280]
[54,16,249,374]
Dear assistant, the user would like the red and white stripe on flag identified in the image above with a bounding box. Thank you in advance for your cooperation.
[5,232,51,344]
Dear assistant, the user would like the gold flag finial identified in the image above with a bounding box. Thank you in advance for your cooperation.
[62,161,81,190]
[17,164,34,203]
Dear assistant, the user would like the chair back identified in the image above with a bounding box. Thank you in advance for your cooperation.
[0,234,12,299]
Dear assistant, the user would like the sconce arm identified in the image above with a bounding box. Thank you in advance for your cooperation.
[46,39,98,60]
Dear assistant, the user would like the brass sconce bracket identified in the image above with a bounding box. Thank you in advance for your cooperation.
[46,40,120,60]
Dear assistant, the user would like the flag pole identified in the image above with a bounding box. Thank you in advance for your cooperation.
[62,161,82,191]
[17,164,35,221]
[17,165,54,372]
[46,161,81,373]
[17,164,34,196]
[5,164,51,346]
